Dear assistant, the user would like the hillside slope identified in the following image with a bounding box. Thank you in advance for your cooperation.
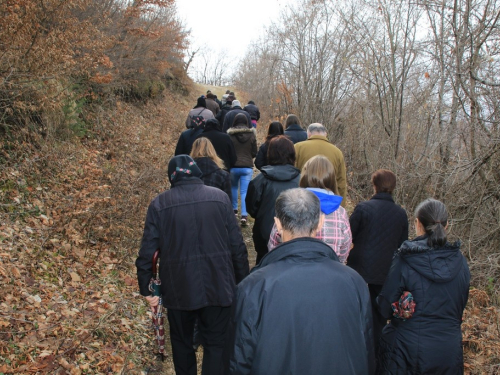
[0,86,498,374]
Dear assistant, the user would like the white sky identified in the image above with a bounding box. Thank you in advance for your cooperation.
[176,0,297,58]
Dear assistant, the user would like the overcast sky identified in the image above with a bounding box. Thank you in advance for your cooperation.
[176,0,297,58]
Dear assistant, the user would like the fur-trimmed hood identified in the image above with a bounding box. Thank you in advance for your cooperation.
[227,126,256,143]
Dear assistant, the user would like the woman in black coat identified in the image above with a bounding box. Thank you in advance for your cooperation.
[254,121,284,170]
[246,136,300,264]
[190,137,232,200]
[376,198,470,374]
[283,114,307,144]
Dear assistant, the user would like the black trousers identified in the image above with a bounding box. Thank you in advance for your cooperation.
[369,284,387,352]
[167,306,231,375]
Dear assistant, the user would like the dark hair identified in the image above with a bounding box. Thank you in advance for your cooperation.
[267,136,295,165]
[285,114,301,129]
[415,198,448,247]
[372,169,397,194]
[248,100,255,105]
[266,122,284,142]
[232,113,249,127]
[299,155,338,194]
[195,97,206,108]
[206,93,214,99]
[275,188,321,237]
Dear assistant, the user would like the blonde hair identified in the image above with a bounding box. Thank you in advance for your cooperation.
[190,137,225,169]
[299,155,338,195]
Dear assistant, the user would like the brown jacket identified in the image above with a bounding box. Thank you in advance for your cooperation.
[205,98,220,116]
[294,135,347,206]
[227,127,257,168]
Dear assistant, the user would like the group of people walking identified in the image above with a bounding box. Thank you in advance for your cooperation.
[136,96,471,375]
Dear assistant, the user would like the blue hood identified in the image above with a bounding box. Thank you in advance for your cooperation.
[307,188,342,215]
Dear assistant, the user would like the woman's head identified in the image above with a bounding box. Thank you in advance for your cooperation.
[266,122,284,141]
[195,97,206,108]
[232,113,249,128]
[190,137,224,169]
[299,155,338,194]
[372,169,397,194]
[285,114,300,129]
[415,198,448,247]
[267,136,295,166]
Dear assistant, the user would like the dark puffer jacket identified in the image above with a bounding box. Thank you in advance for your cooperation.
[246,165,300,258]
[254,142,269,171]
[376,236,470,374]
[347,193,408,285]
[243,103,260,121]
[194,157,232,200]
[175,125,204,156]
[136,179,249,310]
[284,123,307,144]
[227,126,257,168]
[226,238,375,375]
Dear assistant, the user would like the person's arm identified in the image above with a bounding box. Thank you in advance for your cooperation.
[254,145,266,170]
[174,133,185,156]
[228,140,237,169]
[224,197,249,283]
[251,135,258,158]
[336,154,348,204]
[399,210,409,247]
[349,204,363,244]
[136,203,160,297]
[226,286,257,375]
[376,254,405,319]
[256,108,260,121]
[337,209,353,264]
[245,178,262,218]
[185,114,191,128]
[357,279,375,374]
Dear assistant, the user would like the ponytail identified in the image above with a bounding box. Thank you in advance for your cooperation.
[415,199,448,247]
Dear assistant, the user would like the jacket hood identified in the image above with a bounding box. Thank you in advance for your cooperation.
[307,188,342,214]
[227,126,256,143]
[261,164,300,182]
[399,236,464,282]
[194,157,220,176]
[254,237,339,271]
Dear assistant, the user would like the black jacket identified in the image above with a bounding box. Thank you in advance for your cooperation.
[226,238,375,375]
[347,193,408,285]
[376,236,470,374]
[253,142,269,171]
[284,124,307,144]
[136,179,249,310]
[216,104,232,127]
[194,157,232,201]
[196,127,237,170]
[243,103,260,121]
[246,165,300,243]
[222,107,253,133]
[175,125,204,156]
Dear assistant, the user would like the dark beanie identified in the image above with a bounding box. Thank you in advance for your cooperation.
[195,97,206,108]
[233,113,249,128]
[168,155,202,186]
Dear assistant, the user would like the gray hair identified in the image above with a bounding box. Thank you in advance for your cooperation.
[307,123,327,135]
[275,188,321,237]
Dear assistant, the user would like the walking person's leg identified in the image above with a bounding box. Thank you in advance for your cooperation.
[239,168,253,221]
[197,306,231,375]
[230,168,241,214]
[167,309,198,375]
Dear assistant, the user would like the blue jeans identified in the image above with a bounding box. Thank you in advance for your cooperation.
[230,167,253,216]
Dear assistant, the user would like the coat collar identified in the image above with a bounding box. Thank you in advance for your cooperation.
[253,237,339,272]
[307,135,329,142]
[370,192,395,202]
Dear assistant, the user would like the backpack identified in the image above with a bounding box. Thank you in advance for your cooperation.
[187,108,205,129]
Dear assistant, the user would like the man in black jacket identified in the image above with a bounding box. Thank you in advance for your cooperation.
[226,188,374,375]
[136,155,249,375]
[243,100,260,128]
[222,100,253,133]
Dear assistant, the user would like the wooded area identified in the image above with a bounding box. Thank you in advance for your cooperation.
[1,0,500,373]
[235,0,500,298]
